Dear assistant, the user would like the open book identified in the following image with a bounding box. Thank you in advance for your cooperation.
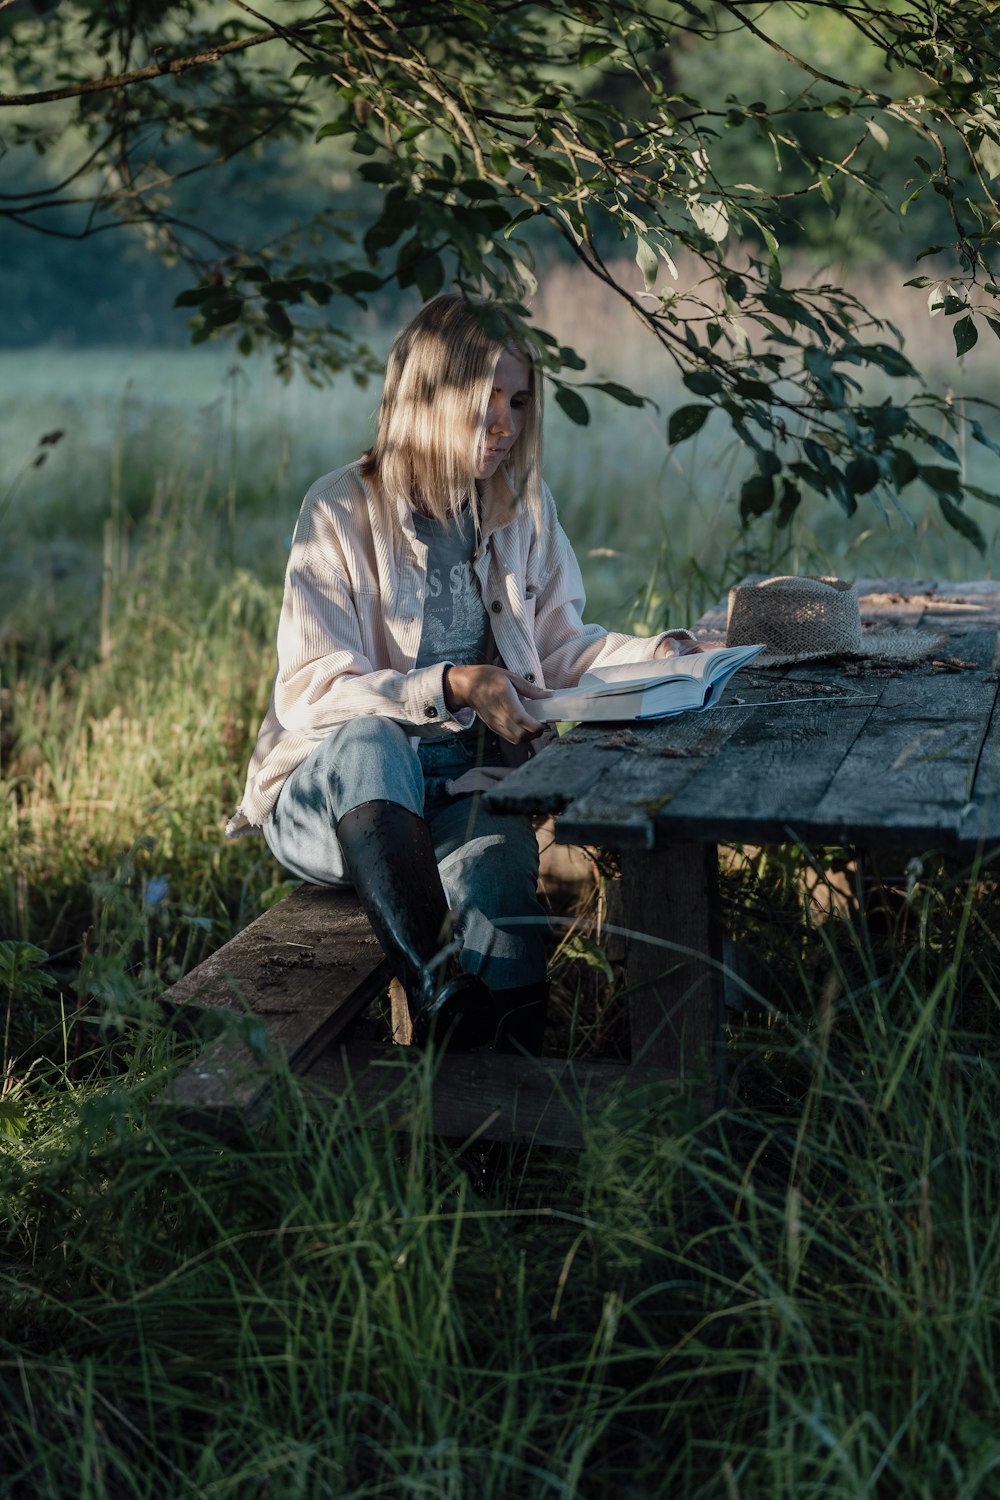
[522,643,763,723]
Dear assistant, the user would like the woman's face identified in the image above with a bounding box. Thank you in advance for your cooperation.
[474,349,531,480]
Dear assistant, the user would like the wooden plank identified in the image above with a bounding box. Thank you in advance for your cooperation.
[162,886,392,1120]
[487,689,766,824]
[482,734,613,817]
[497,704,754,844]
[809,639,1000,847]
[621,843,724,1082]
[303,1044,711,1148]
[658,695,883,843]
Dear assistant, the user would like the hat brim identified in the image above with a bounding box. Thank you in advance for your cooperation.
[748,627,944,667]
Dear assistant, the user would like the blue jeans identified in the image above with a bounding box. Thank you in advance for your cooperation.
[262,718,549,991]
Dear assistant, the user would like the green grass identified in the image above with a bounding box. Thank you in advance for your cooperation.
[2,278,1000,1496]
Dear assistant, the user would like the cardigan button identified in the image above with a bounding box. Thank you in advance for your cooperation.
[490,600,502,614]
[424,704,438,719]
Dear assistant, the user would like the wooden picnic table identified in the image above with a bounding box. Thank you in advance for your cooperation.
[164,578,1000,1145]
[482,578,1000,1084]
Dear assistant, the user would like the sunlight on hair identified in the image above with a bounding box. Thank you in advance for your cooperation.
[361,293,544,526]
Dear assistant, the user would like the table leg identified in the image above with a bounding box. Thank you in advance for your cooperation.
[620,842,724,1084]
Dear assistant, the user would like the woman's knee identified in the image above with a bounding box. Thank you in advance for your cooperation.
[316,717,424,817]
[325,716,413,762]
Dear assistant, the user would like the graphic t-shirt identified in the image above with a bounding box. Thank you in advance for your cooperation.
[413,505,489,671]
[412,505,492,753]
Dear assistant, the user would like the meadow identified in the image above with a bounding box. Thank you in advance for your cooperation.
[1,261,999,1497]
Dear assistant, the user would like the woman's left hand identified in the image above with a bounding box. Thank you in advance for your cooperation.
[654,629,705,658]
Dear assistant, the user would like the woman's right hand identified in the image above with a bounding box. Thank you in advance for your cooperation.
[443,664,551,744]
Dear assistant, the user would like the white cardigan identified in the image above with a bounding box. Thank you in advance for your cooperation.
[228,460,671,833]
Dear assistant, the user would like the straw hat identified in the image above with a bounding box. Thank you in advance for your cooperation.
[726,575,941,666]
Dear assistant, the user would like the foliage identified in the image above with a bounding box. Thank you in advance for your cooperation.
[1,856,999,1497]
[6,2,1000,540]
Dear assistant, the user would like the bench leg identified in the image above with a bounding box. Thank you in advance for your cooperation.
[620,842,724,1087]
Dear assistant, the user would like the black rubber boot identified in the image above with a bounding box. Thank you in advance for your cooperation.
[335,799,493,1049]
[489,981,550,1056]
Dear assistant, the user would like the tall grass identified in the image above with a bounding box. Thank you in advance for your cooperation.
[1,263,999,1496]
[2,897,998,1495]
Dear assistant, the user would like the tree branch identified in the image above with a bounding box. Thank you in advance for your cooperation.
[0,20,324,107]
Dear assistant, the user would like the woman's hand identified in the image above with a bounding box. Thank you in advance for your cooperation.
[443,664,551,743]
[654,629,705,659]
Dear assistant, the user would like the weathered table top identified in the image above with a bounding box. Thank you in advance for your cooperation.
[485,579,1000,852]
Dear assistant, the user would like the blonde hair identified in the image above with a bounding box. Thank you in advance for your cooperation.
[361,293,543,526]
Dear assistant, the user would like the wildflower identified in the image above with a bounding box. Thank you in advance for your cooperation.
[145,875,170,907]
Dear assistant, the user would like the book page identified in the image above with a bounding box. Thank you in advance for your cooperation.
[578,645,749,690]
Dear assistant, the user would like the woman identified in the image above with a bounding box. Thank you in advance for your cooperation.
[227,293,699,1053]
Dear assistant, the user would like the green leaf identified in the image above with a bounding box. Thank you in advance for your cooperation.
[560,933,613,982]
[668,404,712,444]
[919,464,962,498]
[315,118,355,142]
[173,286,219,308]
[731,375,774,402]
[203,297,243,327]
[591,381,647,408]
[971,418,1000,458]
[683,370,723,396]
[845,457,879,495]
[264,301,293,340]
[776,478,802,526]
[414,253,444,301]
[534,156,575,187]
[689,198,729,243]
[865,402,909,440]
[337,270,383,295]
[725,273,747,304]
[459,178,498,199]
[954,316,979,356]
[579,41,617,67]
[924,433,960,465]
[0,1099,28,1140]
[938,494,986,553]
[635,236,659,292]
[364,198,417,255]
[358,162,397,184]
[964,482,1000,508]
[865,118,890,150]
[503,207,537,238]
[557,345,586,371]
[554,386,590,425]
[739,474,775,521]
[890,448,918,487]
[858,344,916,377]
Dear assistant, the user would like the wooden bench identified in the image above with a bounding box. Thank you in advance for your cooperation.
[161,877,696,1149]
